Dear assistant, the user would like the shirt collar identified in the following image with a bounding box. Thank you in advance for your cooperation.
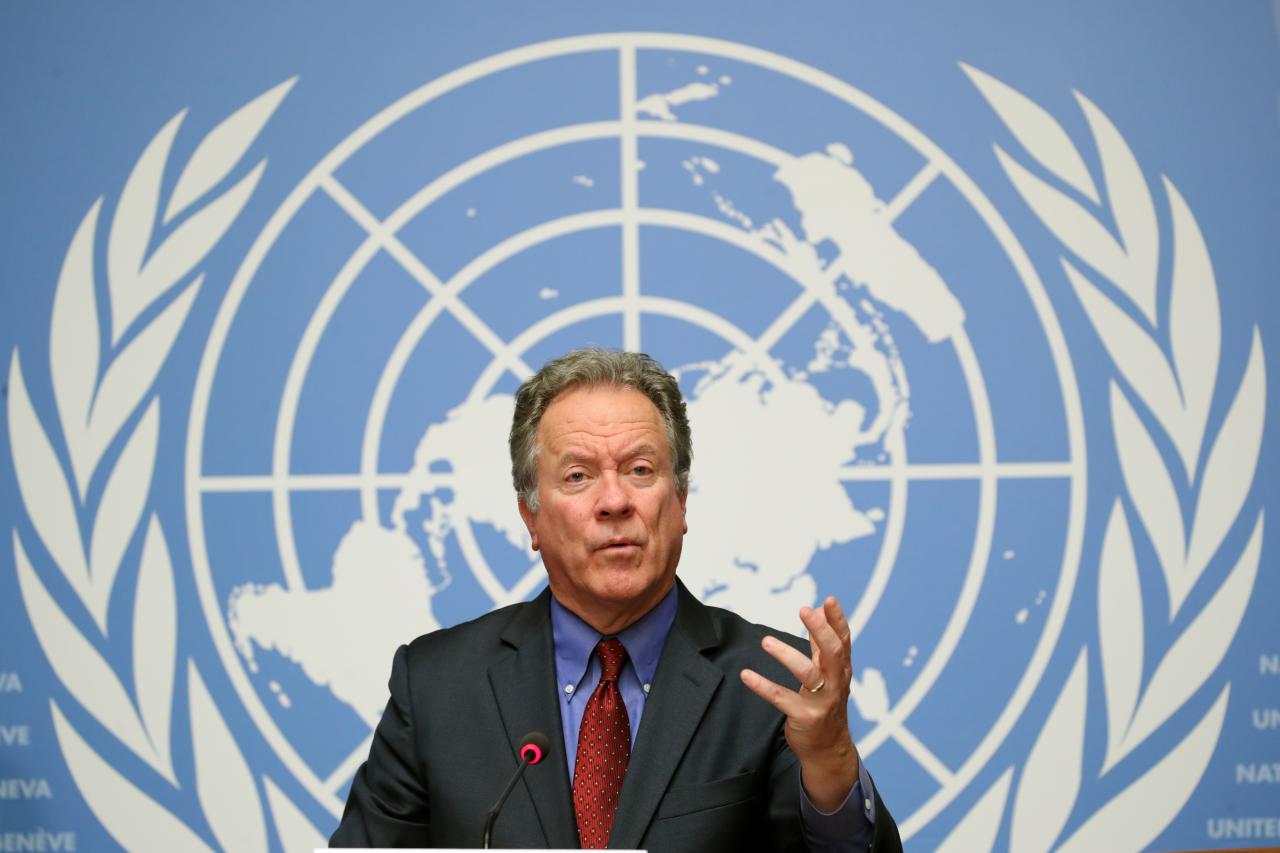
[550,583,679,690]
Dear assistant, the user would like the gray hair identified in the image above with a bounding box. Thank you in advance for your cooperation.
[510,348,692,510]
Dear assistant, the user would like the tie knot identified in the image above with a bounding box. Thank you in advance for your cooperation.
[596,638,628,682]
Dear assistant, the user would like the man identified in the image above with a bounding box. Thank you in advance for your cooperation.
[331,349,901,850]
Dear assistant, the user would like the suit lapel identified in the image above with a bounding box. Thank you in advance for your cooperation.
[608,582,723,850]
[488,590,579,849]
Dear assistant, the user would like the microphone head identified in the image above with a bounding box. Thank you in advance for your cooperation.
[519,731,550,765]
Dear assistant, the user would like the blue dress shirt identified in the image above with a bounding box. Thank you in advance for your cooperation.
[549,584,877,848]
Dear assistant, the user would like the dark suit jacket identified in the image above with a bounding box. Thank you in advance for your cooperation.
[330,580,901,851]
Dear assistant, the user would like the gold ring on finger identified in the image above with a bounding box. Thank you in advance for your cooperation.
[806,678,826,694]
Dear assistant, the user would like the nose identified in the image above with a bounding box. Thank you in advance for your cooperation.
[595,472,632,519]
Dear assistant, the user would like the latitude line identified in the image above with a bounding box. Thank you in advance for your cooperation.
[199,463,1072,493]
[319,174,533,380]
[883,160,942,224]
[199,473,421,493]
[619,45,641,350]
[838,461,1075,481]
[891,723,955,786]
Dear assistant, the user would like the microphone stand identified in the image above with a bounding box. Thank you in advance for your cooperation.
[482,757,532,849]
[482,731,548,849]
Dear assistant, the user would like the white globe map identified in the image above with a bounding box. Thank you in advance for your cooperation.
[188,34,1082,838]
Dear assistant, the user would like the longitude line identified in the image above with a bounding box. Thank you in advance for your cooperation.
[619,45,641,350]
[883,161,941,223]
[892,724,955,786]
[319,174,532,378]
[754,286,820,355]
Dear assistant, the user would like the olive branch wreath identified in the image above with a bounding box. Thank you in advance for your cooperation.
[935,68,1266,852]
[7,79,326,852]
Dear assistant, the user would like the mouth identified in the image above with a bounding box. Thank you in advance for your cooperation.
[599,539,641,551]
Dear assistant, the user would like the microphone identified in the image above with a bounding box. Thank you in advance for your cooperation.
[482,731,550,848]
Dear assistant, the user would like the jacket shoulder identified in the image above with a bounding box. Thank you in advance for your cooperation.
[401,594,546,669]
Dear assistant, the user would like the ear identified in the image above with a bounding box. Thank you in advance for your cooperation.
[518,496,539,551]
[678,490,688,535]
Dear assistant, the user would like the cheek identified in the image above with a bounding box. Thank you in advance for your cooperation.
[542,508,588,544]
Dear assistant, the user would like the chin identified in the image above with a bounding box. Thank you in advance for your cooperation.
[590,566,661,598]
[594,575,652,600]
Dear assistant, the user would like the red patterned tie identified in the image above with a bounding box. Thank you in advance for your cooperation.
[573,638,631,849]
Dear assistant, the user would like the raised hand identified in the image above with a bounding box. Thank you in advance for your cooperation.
[740,596,860,811]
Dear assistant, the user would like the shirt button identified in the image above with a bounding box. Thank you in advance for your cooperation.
[564,684,574,694]
[864,798,872,812]
[642,683,651,694]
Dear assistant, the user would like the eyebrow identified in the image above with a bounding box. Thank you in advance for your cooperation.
[555,443,661,465]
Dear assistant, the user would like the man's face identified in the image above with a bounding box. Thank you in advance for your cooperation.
[518,384,688,633]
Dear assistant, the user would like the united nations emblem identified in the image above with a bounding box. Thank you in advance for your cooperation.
[9,33,1263,851]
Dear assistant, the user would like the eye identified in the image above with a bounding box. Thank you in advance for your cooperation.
[630,464,653,477]
[565,471,587,483]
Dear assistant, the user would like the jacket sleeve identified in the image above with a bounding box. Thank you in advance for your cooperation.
[773,632,903,853]
[869,782,904,853]
[799,760,903,852]
[329,644,433,848]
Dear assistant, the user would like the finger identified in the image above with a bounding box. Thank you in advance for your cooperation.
[824,596,851,648]
[802,602,852,688]
[760,635,821,689]
[801,606,821,659]
[801,601,846,663]
[740,668,805,717]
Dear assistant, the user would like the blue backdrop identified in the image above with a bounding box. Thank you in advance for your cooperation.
[2,3,1277,851]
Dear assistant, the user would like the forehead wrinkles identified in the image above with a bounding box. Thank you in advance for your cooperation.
[542,420,666,458]
[538,392,669,463]
[544,412,659,439]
